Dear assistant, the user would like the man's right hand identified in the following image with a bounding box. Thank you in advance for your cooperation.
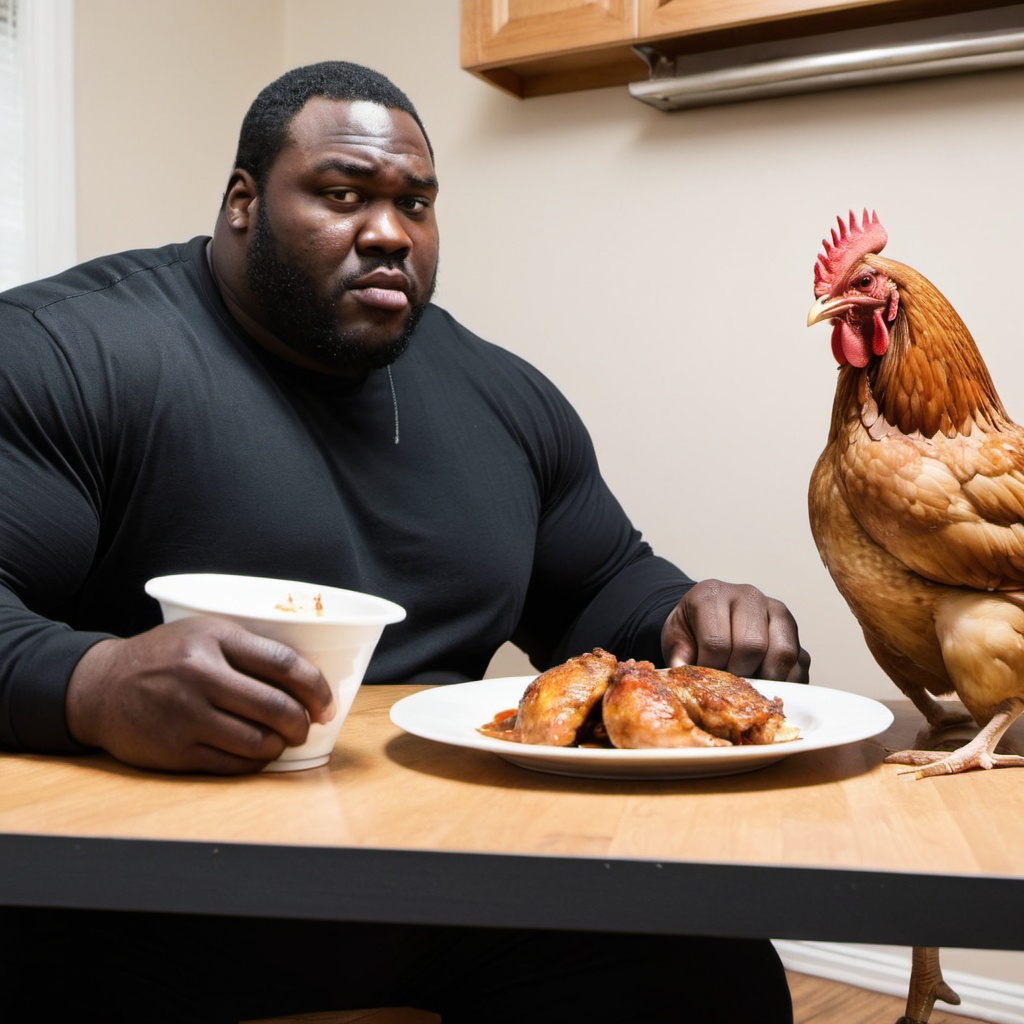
[65,616,336,774]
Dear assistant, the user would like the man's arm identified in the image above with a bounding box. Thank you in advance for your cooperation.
[0,302,334,769]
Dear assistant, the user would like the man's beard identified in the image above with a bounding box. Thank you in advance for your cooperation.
[244,204,435,373]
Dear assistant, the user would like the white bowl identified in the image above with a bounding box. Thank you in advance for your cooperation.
[144,573,406,771]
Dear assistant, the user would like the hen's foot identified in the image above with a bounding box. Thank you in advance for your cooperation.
[886,746,1024,777]
[896,946,961,1023]
[894,978,961,1019]
[888,698,1024,778]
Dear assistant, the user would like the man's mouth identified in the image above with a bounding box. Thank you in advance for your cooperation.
[348,269,411,312]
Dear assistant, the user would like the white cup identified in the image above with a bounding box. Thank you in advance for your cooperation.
[144,573,406,771]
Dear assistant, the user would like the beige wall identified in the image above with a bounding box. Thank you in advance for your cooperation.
[74,0,286,256]
[74,0,1024,990]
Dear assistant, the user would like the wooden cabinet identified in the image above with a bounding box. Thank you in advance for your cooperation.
[461,0,1024,98]
[461,0,636,63]
[460,0,643,97]
[638,0,884,38]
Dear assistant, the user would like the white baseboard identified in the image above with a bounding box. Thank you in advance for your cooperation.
[775,940,1024,1024]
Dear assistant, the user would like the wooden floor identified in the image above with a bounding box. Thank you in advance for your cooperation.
[249,972,996,1024]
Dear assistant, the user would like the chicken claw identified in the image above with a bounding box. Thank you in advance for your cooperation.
[602,660,728,749]
[894,946,960,1024]
[885,696,1024,778]
[517,647,618,746]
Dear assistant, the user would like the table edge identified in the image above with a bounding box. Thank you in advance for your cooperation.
[2,833,1020,949]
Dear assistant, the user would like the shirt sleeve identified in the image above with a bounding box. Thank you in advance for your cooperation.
[508,370,694,669]
[0,299,112,752]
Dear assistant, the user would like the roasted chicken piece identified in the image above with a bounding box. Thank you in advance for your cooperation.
[602,660,729,749]
[663,664,796,745]
[516,647,618,746]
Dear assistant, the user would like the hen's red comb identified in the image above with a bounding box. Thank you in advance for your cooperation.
[813,209,888,296]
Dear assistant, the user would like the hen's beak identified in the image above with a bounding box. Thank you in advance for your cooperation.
[807,293,882,327]
[808,294,846,327]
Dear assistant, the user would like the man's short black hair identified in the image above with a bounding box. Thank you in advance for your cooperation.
[232,61,432,189]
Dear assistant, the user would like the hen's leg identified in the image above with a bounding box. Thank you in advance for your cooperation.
[888,697,1024,778]
[889,596,1024,776]
[862,631,972,730]
[895,946,960,1024]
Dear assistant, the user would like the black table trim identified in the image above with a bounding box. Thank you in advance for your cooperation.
[1,834,1020,948]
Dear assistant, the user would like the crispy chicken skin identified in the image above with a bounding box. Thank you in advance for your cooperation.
[602,660,729,749]
[663,665,791,745]
[516,647,618,746]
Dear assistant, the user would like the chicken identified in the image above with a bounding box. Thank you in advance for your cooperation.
[601,660,729,749]
[516,647,618,745]
[487,652,799,749]
[664,664,795,744]
[806,209,1024,1023]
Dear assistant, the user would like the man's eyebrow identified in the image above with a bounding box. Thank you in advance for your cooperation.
[313,158,438,191]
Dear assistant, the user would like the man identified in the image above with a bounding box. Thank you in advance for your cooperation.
[0,62,807,1020]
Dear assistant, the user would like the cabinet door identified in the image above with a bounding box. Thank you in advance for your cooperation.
[462,0,637,66]
[639,0,894,38]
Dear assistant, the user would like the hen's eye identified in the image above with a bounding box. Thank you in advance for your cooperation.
[855,273,875,289]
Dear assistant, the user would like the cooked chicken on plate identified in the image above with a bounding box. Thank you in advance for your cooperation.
[479,649,799,749]
[664,664,797,745]
[516,647,618,745]
[602,659,729,749]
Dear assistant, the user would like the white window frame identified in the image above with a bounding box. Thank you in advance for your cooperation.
[1,0,75,289]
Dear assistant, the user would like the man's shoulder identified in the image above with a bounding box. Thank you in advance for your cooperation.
[416,304,555,387]
[0,238,205,318]
[411,304,586,447]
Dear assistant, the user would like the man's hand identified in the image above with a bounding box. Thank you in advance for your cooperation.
[661,579,810,683]
[65,616,336,774]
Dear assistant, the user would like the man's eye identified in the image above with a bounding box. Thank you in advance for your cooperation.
[326,189,362,204]
[398,197,431,215]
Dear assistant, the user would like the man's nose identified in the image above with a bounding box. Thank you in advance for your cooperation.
[357,203,412,254]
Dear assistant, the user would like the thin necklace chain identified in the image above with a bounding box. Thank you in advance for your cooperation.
[386,365,400,445]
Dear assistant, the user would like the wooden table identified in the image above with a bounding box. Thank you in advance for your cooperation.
[1,685,1022,951]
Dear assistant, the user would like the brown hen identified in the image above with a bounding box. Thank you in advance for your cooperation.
[807,210,1024,1023]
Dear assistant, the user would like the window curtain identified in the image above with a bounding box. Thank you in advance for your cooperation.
[0,0,74,291]
[0,0,25,290]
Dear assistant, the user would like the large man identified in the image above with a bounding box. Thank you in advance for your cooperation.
[0,62,806,1020]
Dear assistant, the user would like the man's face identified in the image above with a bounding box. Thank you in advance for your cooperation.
[244,98,439,374]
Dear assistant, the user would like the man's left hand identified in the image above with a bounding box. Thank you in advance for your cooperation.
[661,578,810,682]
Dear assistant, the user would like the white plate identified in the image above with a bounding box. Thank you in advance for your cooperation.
[390,676,894,780]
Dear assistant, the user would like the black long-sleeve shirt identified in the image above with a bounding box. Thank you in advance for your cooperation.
[0,237,693,753]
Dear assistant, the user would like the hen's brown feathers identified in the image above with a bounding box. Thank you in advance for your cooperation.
[819,255,1024,594]
[863,255,1007,439]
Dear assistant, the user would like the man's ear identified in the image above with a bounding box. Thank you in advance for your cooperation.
[223,169,258,231]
